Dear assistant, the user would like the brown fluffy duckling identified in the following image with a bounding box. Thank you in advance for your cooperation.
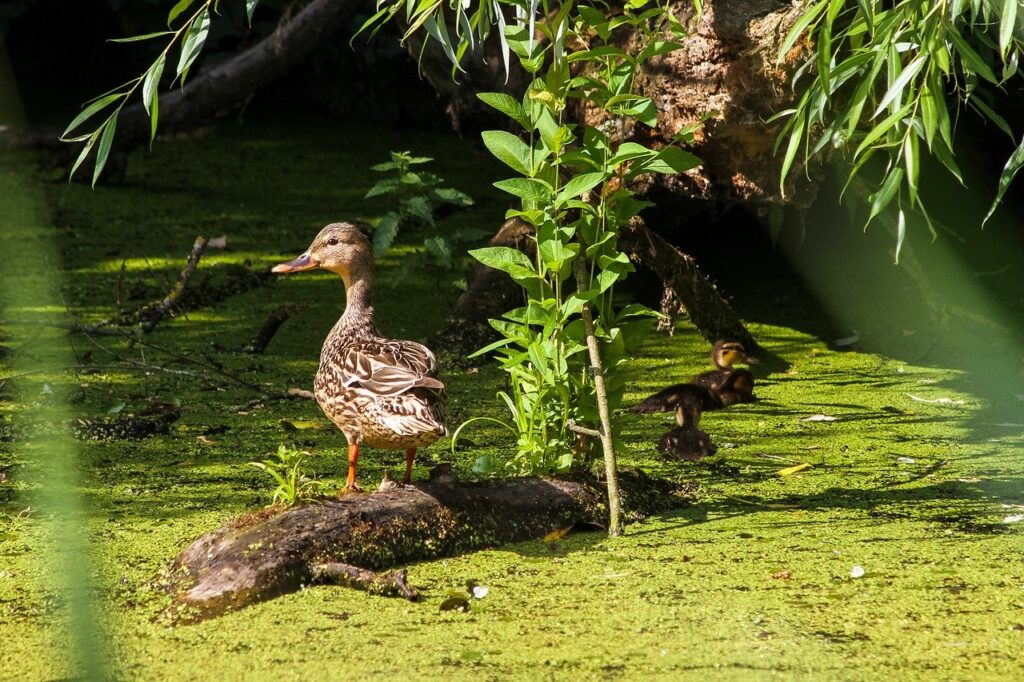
[272,222,447,491]
[712,368,756,407]
[626,358,757,411]
[629,341,758,413]
[627,382,719,414]
[657,396,716,461]
[690,340,759,392]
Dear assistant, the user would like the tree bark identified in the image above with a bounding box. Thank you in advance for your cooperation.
[165,468,679,622]
[619,217,759,352]
[115,0,362,149]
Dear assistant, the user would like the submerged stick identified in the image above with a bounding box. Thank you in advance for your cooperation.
[311,563,420,601]
[245,303,307,354]
[139,236,209,332]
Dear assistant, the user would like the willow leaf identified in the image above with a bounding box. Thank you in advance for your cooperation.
[983,134,1024,224]
[92,117,117,188]
[999,0,1017,57]
[62,93,122,138]
[110,31,174,43]
[176,8,210,81]
[872,55,925,118]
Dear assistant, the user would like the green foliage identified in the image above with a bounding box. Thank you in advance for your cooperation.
[383,0,699,474]
[61,0,262,182]
[249,444,326,506]
[365,151,481,287]
[776,0,1024,261]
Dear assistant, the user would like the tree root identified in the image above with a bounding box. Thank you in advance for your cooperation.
[619,217,759,352]
[311,563,420,601]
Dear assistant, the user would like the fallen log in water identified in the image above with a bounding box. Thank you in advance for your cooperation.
[165,468,681,622]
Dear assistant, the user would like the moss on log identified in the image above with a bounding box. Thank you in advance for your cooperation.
[165,469,680,622]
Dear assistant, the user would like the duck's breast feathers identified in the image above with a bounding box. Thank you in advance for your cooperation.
[340,339,444,396]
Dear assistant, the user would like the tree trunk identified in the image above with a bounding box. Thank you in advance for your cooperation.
[165,468,679,622]
[410,1,816,208]
[116,0,362,149]
[593,0,817,209]
[619,217,760,352]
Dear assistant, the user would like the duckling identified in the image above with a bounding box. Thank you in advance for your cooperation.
[657,396,716,461]
[712,367,756,407]
[629,340,759,413]
[272,222,447,491]
[690,340,759,392]
[627,382,720,414]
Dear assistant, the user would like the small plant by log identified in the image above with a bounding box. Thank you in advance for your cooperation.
[164,468,682,623]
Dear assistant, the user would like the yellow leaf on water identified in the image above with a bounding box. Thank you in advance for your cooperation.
[280,419,329,432]
[777,462,812,477]
[544,527,572,542]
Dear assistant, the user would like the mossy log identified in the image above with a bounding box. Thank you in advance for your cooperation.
[166,469,679,622]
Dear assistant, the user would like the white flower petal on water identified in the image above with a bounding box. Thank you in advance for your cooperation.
[471,585,489,599]
[896,456,916,464]
[849,565,865,579]
[802,414,839,422]
[1002,514,1023,524]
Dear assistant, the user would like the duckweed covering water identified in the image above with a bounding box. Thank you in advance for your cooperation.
[1,115,1022,680]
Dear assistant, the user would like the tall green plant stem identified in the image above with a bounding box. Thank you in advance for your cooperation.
[573,254,622,536]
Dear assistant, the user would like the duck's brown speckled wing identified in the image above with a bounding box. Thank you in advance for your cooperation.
[339,339,444,396]
[370,389,447,439]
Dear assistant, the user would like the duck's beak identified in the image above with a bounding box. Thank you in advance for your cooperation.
[744,353,760,365]
[271,251,317,274]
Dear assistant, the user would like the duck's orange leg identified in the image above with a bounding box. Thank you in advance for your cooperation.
[403,448,416,485]
[345,443,361,491]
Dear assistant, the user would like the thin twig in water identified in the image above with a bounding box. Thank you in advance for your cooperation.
[139,236,209,332]
[245,303,307,354]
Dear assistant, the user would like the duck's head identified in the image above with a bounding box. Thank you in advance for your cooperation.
[711,340,759,370]
[272,222,372,285]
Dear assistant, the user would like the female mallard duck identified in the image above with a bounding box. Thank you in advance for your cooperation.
[658,395,716,461]
[272,222,447,491]
[628,340,758,413]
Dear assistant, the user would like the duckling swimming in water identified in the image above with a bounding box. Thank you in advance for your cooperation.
[690,340,759,392]
[628,340,758,414]
[657,396,716,461]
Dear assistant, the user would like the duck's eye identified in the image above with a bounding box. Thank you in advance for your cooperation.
[327,237,339,246]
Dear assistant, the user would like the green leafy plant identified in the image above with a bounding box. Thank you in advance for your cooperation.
[775,0,1024,261]
[367,1,702,533]
[250,444,327,506]
[366,151,482,287]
